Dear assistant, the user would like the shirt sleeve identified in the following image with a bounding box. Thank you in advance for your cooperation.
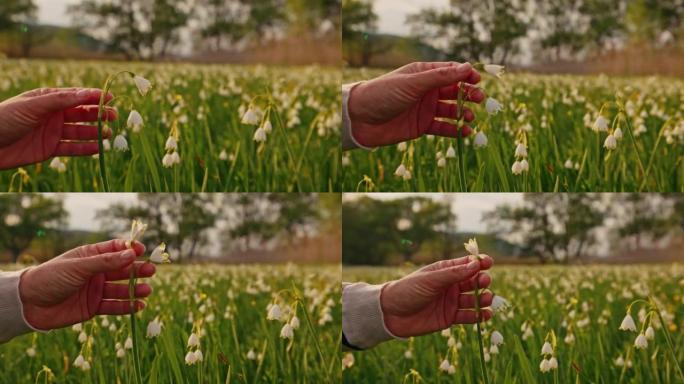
[341,83,373,151]
[0,269,35,343]
[341,282,404,350]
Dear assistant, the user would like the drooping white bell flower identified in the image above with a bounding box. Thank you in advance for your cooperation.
[613,127,623,140]
[483,64,505,79]
[520,159,529,172]
[446,146,456,158]
[593,116,609,132]
[241,108,260,125]
[127,110,144,132]
[491,295,509,311]
[464,238,479,256]
[604,134,617,150]
[547,356,558,370]
[280,323,294,339]
[185,351,199,365]
[512,161,523,175]
[262,120,273,134]
[437,157,447,167]
[150,243,170,264]
[394,164,407,178]
[539,358,550,373]
[290,316,300,329]
[133,75,152,96]
[645,326,655,340]
[342,352,355,370]
[146,318,163,338]
[113,135,129,152]
[490,330,504,346]
[49,157,67,173]
[187,332,200,348]
[26,347,36,357]
[541,341,553,355]
[165,136,178,151]
[246,349,257,360]
[564,159,574,169]
[634,333,648,349]
[473,131,488,148]
[485,97,503,115]
[253,127,267,142]
[267,304,282,321]
[439,358,452,372]
[194,349,204,362]
[73,354,85,368]
[124,336,133,349]
[619,314,637,332]
[397,142,407,152]
[515,143,528,158]
[126,219,147,248]
[219,149,228,160]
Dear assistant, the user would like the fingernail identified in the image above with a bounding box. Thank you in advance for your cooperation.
[458,62,472,72]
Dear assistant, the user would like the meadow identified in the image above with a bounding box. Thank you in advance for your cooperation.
[0,59,341,192]
[342,264,684,383]
[0,264,341,384]
[342,71,684,192]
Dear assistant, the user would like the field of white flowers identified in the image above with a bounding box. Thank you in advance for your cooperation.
[0,264,341,383]
[0,60,341,192]
[342,264,684,383]
[342,71,684,192]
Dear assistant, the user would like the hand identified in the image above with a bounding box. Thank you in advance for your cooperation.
[18,239,155,331]
[0,88,117,170]
[348,62,486,148]
[380,255,493,338]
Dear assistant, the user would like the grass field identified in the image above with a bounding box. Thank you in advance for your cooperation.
[342,71,684,192]
[0,60,341,192]
[0,264,341,384]
[342,264,684,383]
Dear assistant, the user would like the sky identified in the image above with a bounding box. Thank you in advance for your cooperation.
[35,0,78,27]
[374,0,450,36]
[60,193,137,231]
[342,193,523,233]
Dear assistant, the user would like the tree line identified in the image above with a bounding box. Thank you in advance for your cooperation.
[342,194,684,265]
[343,0,683,66]
[1,0,339,60]
[0,193,340,263]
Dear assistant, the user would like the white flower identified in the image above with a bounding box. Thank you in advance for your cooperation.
[185,351,199,365]
[483,64,505,78]
[78,331,87,343]
[103,138,111,151]
[73,354,85,368]
[165,136,178,151]
[564,159,574,169]
[127,110,144,132]
[267,304,282,321]
[280,323,294,339]
[116,348,125,358]
[645,326,655,340]
[548,356,558,370]
[397,142,407,152]
[219,149,228,160]
[124,336,133,349]
[634,333,648,349]
[194,349,204,362]
[262,120,273,134]
[446,146,456,158]
[404,349,413,359]
[402,169,412,180]
[133,75,152,96]
[439,358,452,372]
[290,316,300,329]
[113,134,128,152]
[473,131,488,148]
[564,333,575,344]
[26,347,36,357]
[615,355,625,366]
[593,116,609,131]
[81,361,91,371]
[464,238,479,256]
[150,243,170,264]
[253,127,267,142]
[490,330,504,346]
[187,332,200,348]
[126,219,147,248]
[447,365,456,374]
[614,127,623,140]
[520,159,529,172]
[604,134,617,150]
[539,358,550,373]
[491,295,509,311]
[619,314,637,332]
[146,318,163,338]
[515,143,528,157]
[489,344,499,354]
[437,157,446,167]
[72,323,82,332]
[162,151,181,168]
[512,161,523,175]
[342,352,355,370]
[485,97,503,115]
[241,108,260,125]
[49,157,67,173]
[541,341,553,355]
[246,349,257,360]
[394,164,407,178]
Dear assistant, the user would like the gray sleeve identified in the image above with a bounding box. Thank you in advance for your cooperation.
[342,282,403,350]
[341,83,373,151]
[0,269,34,343]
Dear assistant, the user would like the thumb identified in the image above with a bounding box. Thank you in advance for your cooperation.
[73,249,137,275]
[425,259,481,289]
[32,88,107,114]
[407,63,474,93]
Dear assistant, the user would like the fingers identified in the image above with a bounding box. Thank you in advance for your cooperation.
[75,248,137,275]
[429,260,481,288]
[457,290,494,309]
[78,239,145,258]
[97,300,146,316]
[64,105,117,123]
[407,63,478,93]
[31,88,113,114]
[435,102,475,122]
[453,308,493,324]
[61,124,111,141]
[103,282,152,300]
[458,272,492,292]
[105,262,156,281]
[54,142,100,157]
[439,84,486,104]
[399,62,482,85]
[420,256,471,272]
[427,120,472,139]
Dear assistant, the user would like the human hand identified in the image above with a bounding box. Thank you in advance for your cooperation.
[347,62,486,148]
[0,88,117,170]
[18,239,155,331]
[380,255,493,338]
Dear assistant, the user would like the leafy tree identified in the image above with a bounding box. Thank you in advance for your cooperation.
[613,194,673,250]
[146,0,192,57]
[0,0,35,31]
[342,0,390,66]
[0,195,67,263]
[198,0,247,51]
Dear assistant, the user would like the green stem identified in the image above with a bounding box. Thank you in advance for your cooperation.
[128,267,142,384]
[455,82,468,192]
[652,301,684,381]
[474,278,489,384]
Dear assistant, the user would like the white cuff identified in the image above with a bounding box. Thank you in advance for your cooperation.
[342,82,373,151]
[0,268,40,343]
[342,282,404,350]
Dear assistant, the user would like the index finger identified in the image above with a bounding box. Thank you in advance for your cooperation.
[81,239,145,257]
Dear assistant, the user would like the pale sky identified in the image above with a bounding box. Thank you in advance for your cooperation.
[374,0,450,36]
[35,0,78,27]
[59,193,137,231]
[342,193,523,233]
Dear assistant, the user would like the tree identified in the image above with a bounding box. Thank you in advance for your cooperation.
[613,194,673,250]
[0,0,35,31]
[0,195,67,263]
[342,0,389,66]
[146,0,192,58]
[198,0,248,51]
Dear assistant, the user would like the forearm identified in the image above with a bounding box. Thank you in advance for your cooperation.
[0,269,37,343]
[341,282,402,350]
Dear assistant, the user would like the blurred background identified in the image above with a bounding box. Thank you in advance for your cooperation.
[342,0,684,76]
[342,193,684,265]
[0,0,340,65]
[0,193,341,264]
